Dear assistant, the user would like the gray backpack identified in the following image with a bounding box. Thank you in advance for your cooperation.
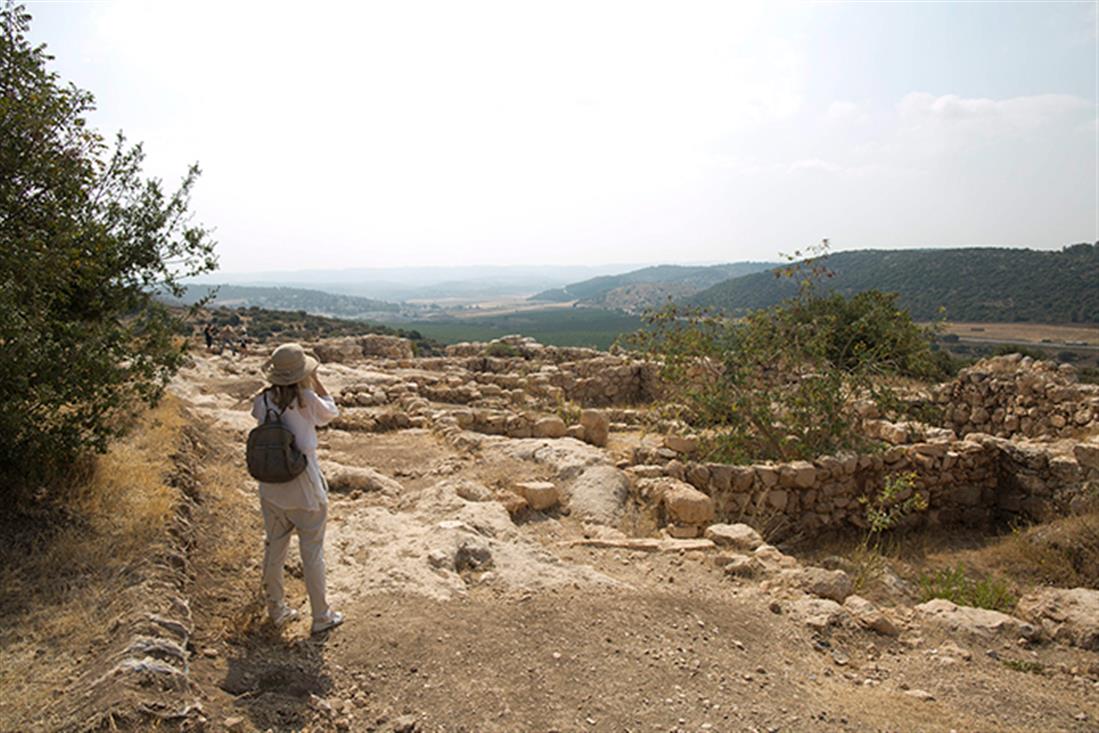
[246,392,307,483]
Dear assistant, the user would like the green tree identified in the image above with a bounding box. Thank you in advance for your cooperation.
[0,3,217,497]
[628,241,940,462]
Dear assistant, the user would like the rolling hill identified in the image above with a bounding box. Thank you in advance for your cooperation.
[687,244,1099,323]
[530,262,777,312]
[168,284,404,318]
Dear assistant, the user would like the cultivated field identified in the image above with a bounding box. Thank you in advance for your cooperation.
[935,322,1099,348]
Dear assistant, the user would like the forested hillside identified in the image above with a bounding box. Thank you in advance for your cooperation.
[531,262,776,311]
[168,284,403,317]
[688,244,1099,323]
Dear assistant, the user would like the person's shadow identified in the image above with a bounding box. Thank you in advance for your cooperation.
[219,613,335,731]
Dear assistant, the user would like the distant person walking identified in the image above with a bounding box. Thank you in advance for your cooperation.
[220,324,237,355]
[203,323,214,351]
[252,343,344,634]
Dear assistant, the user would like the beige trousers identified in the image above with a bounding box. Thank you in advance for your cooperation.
[260,499,330,620]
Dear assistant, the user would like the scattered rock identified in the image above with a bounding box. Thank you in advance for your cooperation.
[703,523,764,551]
[514,481,560,511]
[844,594,900,636]
[722,554,763,578]
[532,416,568,439]
[454,540,494,573]
[580,409,610,447]
[904,689,935,702]
[658,479,715,525]
[789,598,847,631]
[791,567,854,603]
[453,480,494,502]
[323,462,404,495]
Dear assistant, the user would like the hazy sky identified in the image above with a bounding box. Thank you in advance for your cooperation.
[27,1,1099,272]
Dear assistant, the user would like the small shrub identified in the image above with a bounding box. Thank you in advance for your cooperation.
[850,472,928,591]
[1001,659,1044,675]
[918,563,1016,612]
[553,396,582,426]
[485,341,520,358]
[860,472,927,536]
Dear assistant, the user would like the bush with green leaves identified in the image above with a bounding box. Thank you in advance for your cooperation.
[627,243,941,462]
[918,563,1016,612]
[0,3,217,497]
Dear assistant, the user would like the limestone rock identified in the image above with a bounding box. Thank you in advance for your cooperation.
[532,416,568,439]
[704,523,764,551]
[843,594,900,636]
[453,480,494,502]
[915,598,1038,640]
[515,481,560,511]
[567,465,630,525]
[665,523,703,539]
[752,543,799,571]
[323,462,404,496]
[790,567,854,603]
[789,598,848,631]
[660,480,715,525]
[580,409,610,447]
[1017,587,1099,650]
[722,554,763,578]
[664,434,699,454]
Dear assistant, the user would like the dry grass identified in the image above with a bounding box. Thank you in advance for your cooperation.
[942,510,1099,593]
[0,396,187,728]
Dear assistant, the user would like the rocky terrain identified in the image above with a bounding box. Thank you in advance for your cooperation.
[11,335,1099,732]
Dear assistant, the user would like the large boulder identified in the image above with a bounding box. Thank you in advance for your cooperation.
[915,599,1038,640]
[1017,587,1099,650]
[566,466,630,525]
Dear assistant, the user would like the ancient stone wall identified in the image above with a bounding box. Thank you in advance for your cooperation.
[932,354,1099,439]
[630,435,1099,540]
[313,334,414,364]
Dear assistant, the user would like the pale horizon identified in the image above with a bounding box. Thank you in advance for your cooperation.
[27,0,1099,272]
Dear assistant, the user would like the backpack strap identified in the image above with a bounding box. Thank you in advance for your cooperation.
[262,391,284,423]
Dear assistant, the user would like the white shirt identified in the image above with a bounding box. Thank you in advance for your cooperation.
[251,388,339,511]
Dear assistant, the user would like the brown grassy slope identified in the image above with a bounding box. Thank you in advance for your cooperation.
[0,398,185,730]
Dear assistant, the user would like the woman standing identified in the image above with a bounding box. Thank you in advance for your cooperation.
[252,343,344,633]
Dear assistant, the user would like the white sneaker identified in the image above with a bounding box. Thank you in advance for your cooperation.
[311,610,344,634]
[270,606,300,628]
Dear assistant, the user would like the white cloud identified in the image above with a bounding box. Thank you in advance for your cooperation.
[897,92,1092,132]
[825,100,869,124]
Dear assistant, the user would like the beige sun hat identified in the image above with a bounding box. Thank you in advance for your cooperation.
[262,343,319,386]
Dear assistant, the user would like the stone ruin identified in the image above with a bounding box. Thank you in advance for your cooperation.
[311,334,1099,543]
